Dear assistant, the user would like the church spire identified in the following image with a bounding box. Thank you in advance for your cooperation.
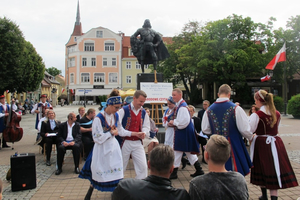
[75,0,80,25]
[72,0,83,36]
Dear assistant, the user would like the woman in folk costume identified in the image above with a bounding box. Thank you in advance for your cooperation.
[162,96,176,148]
[79,89,139,200]
[249,90,298,200]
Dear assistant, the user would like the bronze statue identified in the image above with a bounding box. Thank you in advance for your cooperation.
[131,19,170,73]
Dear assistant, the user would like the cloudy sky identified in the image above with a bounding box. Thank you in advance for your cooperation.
[1,0,298,76]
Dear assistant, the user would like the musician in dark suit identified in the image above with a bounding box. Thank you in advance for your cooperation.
[40,110,60,166]
[189,105,207,164]
[55,112,82,175]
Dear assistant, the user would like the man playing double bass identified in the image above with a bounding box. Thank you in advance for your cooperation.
[0,95,11,149]
[31,94,53,131]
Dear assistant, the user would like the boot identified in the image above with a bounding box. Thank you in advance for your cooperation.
[84,186,94,200]
[259,188,268,200]
[169,168,178,179]
[190,161,204,177]
[270,196,277,200]
[181,157,188,169]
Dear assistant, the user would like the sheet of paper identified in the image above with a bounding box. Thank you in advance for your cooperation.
[47,133,57,137]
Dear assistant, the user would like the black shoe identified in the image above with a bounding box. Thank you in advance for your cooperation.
[181,157,188,169]
[202,158,207,164]
[169,168,178,180]
[2,144,10,148]
[190,161,205,177]
[55,169,62,175]
[84,186,94,200]
[46,160,51,166]
[75,167,80,174]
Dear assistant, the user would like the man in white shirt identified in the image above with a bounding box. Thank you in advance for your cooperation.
[0,95,10,149]
[118,90,150,179]
[201,84,253,176]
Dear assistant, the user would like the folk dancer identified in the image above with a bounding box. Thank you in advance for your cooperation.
[249,90,298,200]
[0,95,11,149]
[168,88,204,179]
[202,84,253,176]
[118,90,150,179]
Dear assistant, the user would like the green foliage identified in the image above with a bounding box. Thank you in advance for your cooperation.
[287,94,300,118]
[46,67,62,77]
[0,17,45,94]
[97,95,107,103]
[273,96,284,113]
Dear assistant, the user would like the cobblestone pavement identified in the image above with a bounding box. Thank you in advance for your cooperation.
[0,105,299,200]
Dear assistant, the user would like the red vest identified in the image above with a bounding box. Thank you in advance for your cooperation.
[256,110,280,136]
[124,109,142,141]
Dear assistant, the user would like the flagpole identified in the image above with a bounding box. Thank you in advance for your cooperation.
[284,59,287,115]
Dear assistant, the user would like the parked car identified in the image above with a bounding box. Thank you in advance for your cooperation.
[123,96,133,106]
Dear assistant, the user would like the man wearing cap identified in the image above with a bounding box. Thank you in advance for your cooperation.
[0,95,11,149]
[31,94,53,130]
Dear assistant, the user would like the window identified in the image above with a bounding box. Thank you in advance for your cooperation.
[112,58,116,66]
[68,46,76,54]
[70,74,74,83]
[126,76,132,84]
[126,61,131,69]
[81,73,90,83]
[91,58,96,66]
[129,48,134,56]
[105,42,114,51]
[103,58,107,66]
[135,62,140,69]
[94,73,104,83]
[109,73,117,83]
[82,58,87,66]
[145,64,149,69]
[84,43,94,51]
[96,31,103,38]
[69,57,75,67]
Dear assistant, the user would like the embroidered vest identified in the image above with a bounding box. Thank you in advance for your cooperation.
[255,110,280,136]
[96,112,119,133]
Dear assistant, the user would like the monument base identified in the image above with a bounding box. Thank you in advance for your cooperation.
[136,73,163,90]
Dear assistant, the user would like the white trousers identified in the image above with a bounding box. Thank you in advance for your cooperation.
[174,150,198,168]
[122,140,148,179]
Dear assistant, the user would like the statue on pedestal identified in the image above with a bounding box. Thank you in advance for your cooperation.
[131,19,170,74]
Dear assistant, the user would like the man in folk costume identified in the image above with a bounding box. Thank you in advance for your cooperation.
[202,84,253,176]
[168,88,204,179]
[118,90,150,179]
[31,94,53,130]
[0,95,11,149]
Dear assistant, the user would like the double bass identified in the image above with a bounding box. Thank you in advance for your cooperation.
[3,94,23,149]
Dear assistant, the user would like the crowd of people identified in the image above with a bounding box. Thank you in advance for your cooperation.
[0,85,299,200]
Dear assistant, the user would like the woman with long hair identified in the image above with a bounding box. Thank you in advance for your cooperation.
[79,89,142,200]
[249,90,298,200]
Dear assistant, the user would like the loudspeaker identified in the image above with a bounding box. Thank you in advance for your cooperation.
[11,153,36,191]
[136,73,163,90]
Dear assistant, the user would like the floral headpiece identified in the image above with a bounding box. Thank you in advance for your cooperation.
[107,96,122,105]
[167,96,175,104]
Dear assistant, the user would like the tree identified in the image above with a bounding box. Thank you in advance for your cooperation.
[0,17,45,94]
[46,66,62,77]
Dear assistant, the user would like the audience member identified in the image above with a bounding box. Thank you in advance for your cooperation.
[76,107,85,122]
[248,104,259,116]
[168,88,204,179]
[79,108,96,160]
[40,110,60,166]
[188,105,207,164]
[202,84,253,176]
[197,100,210,121]
[55,112,82,175]
[112,145,190,200]
[189,135,249,200]
[143,107,159,154]
[249,90,298,200]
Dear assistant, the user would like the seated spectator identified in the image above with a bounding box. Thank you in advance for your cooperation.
[55,112,82,175]
[40,110,60,166]
[35,109,50,152]
[112,145,190,200]
[143,108,159,154]
[79,108,96,160]
[76,107,85,122]
[189,134,248,200]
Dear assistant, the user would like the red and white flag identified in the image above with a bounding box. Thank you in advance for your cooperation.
[261,75,271,82]
[70,89,73,94]
[6,90,9,93]
[61,88,65,93]
[265,43,286,70]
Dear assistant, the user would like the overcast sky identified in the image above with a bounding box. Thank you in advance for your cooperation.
[1,0,298,76]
